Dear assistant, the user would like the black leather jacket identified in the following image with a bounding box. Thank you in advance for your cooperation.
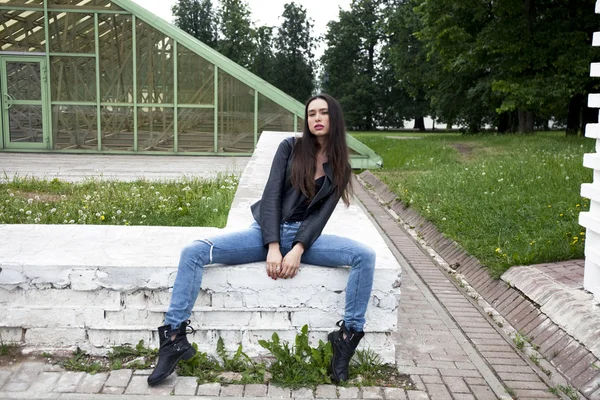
[250,136,344,250]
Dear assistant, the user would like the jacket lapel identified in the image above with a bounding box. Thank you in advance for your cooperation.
[307,162,334,209]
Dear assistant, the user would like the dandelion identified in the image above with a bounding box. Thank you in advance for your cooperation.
[560,213,564,217]
[576,204,580,208]
[497,178,504,182]
[28,198,33,204]
[26,210,32,215]
[68,220,75,224]
[101,215,105,221]
[150,186,155,189]
[63,220,68,223]
[220,185,225,189]
[580,232,585,236]
[95,212,101,217]
[142,215,146,219]
[565,176,570,180]
[178,207,183,211]
[182,186,191,191]
[19,209,24,213]
[442,217,446,221]
[50,208,56,213]
[9,193,14,197]
[34,217,40,223]
[482,172,486,175]
[495,248,502,253]
[186,203,190,207]
[156,192,161,196]
[159,196,164,201]
[213,208,218,213]
[116,210,122,215]
[201,196,206,200]
[34,196,40,201]
[547,205,552,208]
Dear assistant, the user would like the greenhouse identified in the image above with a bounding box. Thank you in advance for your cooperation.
[0,0,381,168]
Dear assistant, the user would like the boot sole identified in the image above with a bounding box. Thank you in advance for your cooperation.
[147,346,196,386]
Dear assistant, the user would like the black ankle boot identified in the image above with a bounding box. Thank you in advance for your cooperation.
[147,321,196,386]
[328,320,364,383]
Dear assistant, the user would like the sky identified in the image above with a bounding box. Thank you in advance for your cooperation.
[130,0,353,57]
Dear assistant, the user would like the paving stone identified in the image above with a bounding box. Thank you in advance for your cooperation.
[425,383,451,399]
[173,376,198,395]
[502,380,551,390]
[104,369,133,387]
[442,376,469,393]
[267,384,291,398]
[406,391,429,400]
[452,395,476,400]
[512,389,557,398]
[315,384,336,399]
[133,369,152,375]
[337,386,359,398]
[497,372,542,382]
[383,387,406,400]
[421,375,443,384]
[101,385,125,394]
[469,385,497,400]
[42,364,64,372]
[124,375,151,395]
[196,382,221,396]
[582,375,600,397]
[76,372,108,394]
[148,375,176,396]
[245,383,268,397]
[54,371,85,393]
[438,368,480,378]
[221,384,244,397]
[291,387,314,398]
[27,371,60,393]
[362,386,383,399]
[1,380,30,392]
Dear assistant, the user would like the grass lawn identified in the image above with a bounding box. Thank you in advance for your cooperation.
[352,131,593,277]
[0,174,238,228]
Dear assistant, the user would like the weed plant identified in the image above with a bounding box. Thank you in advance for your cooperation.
[258,325,332,389]
[353,131,593,277]
[0,174,238,227]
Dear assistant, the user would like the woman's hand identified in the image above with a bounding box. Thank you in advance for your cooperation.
[280,243,304,279]
[266,243,283,280]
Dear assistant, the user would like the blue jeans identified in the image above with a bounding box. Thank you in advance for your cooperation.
[164,221,376,332]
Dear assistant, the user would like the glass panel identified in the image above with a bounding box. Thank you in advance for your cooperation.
[51,56,96,101]
[136,21,174,104]
[0,10,46,52]
[99,14,133,103]
[258,93,294,135]
[178,45,214,105]
[137,106,174,152]
[9,105,43,143]
[297,117,304,132]
[177,108,214,152]
[101,106,134,150]
[6,62,41,100]
[49,12,95,54]
[218,70,254,153]
[0,0,44,4]
[48,0,123,9]
[52,105,97,149]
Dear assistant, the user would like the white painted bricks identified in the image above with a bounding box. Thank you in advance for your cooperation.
[583,5,600,303]
[0,131,401,363]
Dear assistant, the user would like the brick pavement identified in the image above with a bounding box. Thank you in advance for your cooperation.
[0,171,585,399]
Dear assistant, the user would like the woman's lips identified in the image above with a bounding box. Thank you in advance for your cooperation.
[314,124,324,130]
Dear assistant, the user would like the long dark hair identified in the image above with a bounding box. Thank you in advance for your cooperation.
[291,93,353,206]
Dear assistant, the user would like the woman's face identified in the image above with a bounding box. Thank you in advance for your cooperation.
[307,98,330,139]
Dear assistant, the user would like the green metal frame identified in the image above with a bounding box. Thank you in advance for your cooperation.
[0,0,382,168]
[0,55,50,150]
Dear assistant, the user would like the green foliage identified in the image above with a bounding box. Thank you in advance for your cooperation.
[217,0,255,68]
[258,325,332,389]
[555,384,580,400]
[272,2,316,102]
[60,347,104,374]
[0,175,238,227]
[355,132,592,277]
[172,0,217,48]
[107,340,158,370]
[216,337,265,383]
[177,343,223,383]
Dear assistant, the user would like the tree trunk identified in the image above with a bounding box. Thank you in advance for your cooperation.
[566,94,583,136]
[582,104,598,135]
[498,113,509,133]
[413,117,426,131]
[518,110,534,133]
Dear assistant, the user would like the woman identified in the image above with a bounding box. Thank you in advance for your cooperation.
[148,93,376,386]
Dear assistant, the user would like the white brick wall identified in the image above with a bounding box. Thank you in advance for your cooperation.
[582,6,600,302]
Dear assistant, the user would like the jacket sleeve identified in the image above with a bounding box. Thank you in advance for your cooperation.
[293,191,341,250]
[256,137,294,246]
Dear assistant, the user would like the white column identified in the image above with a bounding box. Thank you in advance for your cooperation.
[580,1,600,302]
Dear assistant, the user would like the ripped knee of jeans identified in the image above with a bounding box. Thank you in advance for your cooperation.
[200,239,214,264]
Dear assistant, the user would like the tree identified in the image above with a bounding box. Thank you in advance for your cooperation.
[272,2,316,102]
[172,0,217,48]
[217,0,255,68]
[250,26,276,83]
[321,0,388,130]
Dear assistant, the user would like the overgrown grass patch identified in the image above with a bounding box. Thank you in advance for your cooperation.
[352,131,593,277]
[0,174,238,227]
